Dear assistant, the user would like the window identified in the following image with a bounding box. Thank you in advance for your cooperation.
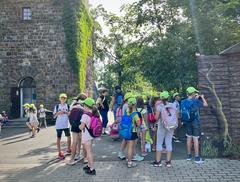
[22,7,32,20]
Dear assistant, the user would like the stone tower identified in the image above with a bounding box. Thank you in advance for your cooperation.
[0,0,93,118]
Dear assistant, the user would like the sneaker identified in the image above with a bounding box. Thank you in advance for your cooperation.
[186,154,192,161]
[66,149,71,155]
[132,154,144,161]
[127,161,137,168]
[66,160,76,166]
[83,158,88,164]
[118,152,126,160]
[152,161,162,167]
[74,153,83,161]
[30,135,35,138]
[194,156,204,164]
[37,127,40,133]
[141,152,148,157]
[85,168,96,175]
[83,165,90,171]
[102,132,107,136]
[58,152,65,160]
[165,161,172,167]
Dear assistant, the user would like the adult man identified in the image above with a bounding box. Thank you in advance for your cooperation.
[181,87,208,163]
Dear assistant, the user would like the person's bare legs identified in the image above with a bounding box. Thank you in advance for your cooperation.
[193,137,199,157]
[67,136,71,151]
[44,118,47,128]
[141,131,146,154]
[127,140,134,162]
[156,150,162,162]
[77,133,82,155]
[57,138,61,153]
[69,132,78,162]
[84,141,94,169]
[120,139,127,153]
[187,136,193,155]
[26,122,32,130]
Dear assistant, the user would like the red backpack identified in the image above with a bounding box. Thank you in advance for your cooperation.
[147,107,156,123]
[85,112,103,138]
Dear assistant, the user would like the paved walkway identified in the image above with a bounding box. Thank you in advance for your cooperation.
[0,126,240,181]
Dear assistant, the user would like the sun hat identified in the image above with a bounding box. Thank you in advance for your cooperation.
[186,87,199,94]
[160,91,170,100]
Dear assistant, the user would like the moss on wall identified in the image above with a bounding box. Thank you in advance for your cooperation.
[62,0,93,92]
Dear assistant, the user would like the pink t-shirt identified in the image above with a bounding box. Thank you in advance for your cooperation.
[81,113,93,143]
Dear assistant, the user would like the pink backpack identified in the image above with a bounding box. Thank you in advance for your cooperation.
[85,112,103,137]
[116,107,122,122]
[160,103,178,130]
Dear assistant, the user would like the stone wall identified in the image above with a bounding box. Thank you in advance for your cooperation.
[198,53,240,144]
[0,0,93,115]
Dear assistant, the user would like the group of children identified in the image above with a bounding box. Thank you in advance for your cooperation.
[53,93,98,175]
[24,103,49,138]
[20,85,208,175]
[110,86,208,168]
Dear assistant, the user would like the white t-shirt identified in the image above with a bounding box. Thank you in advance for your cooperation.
[29,112,39,125]
[53,103,69,129]
[81,113,93,143]
[38,108,46,118]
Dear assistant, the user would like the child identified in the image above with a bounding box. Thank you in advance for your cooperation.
[97,88,109,135]
[79,97,97,175]
[24,103,33,133]
[182,87,208,163]
[118,92,132,160]
[1,111,8,125]
[172,93,181,143]
[136,97,149,156]
[28,104,39,138]
[124,97,141,168]
[66,93,87,165]
[153,91,176,167]
[38,104,48,128]
[53,93,71,160]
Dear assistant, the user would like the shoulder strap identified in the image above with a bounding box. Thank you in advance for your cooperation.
[56,104,59,111]
[67,104,70,111]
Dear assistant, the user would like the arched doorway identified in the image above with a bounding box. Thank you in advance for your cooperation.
[19,77,36,118]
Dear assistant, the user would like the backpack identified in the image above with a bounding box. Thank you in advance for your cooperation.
[116,107,122,122]
[119,112,137,140]
[116,94,123,106]
[136,108,143,125]
[85,112,103,138]
[181,99,198,122]
[147,107,156,123]
[68,107,83,127]
[160,103,178,130]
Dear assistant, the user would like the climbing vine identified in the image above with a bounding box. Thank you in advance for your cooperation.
[62,0,93,92]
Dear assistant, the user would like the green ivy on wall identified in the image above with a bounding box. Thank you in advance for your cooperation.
[62,0,93,92]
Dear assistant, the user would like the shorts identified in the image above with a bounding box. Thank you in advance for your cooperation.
[71,126,81,133]
[185,121,200,138]
[56,128,70,139]
[125,132,138,141]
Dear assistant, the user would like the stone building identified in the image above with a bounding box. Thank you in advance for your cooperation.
[0,0,93,118]
[198,43,240,144]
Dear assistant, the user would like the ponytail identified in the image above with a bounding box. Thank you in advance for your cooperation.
[92,105,100,118]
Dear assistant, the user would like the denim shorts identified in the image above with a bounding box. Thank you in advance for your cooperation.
[185,121,200,138]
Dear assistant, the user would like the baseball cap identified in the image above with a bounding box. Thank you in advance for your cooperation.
[59,93,67,98]
[160,91,170,100]
[81,98,95,107]
[173,93,179,98]
[124,92,132,101]
[128,97,136,105]
[186,87,199,94]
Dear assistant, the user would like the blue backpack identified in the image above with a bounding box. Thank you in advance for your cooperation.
[116,94,123,106]
[119,112,137,140]
[181,99,198,122]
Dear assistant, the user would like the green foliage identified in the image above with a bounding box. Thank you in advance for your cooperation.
[201,138,219,158]
[62,0,93,92]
